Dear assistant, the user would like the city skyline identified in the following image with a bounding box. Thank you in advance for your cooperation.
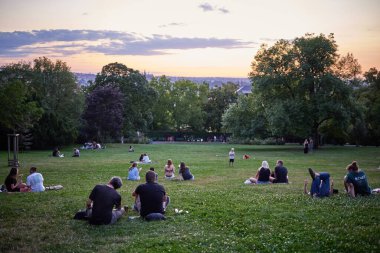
[0,0,379,77]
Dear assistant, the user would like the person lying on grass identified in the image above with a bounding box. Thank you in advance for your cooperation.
[4,167,29,192]
[304,168,334,198]
[344,161,371,197]
[86,176,127,225]
[132,171,170,220]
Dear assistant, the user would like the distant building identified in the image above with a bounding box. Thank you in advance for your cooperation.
[236,84,252,95]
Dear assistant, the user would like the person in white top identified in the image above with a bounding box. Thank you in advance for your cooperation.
[26,167,45,192]
[229,148,235,167]
[142,153,151,163]
[164,159,175,179]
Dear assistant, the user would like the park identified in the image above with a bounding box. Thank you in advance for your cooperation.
[0,143,379,252]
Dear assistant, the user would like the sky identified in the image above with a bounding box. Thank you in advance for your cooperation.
[0,0,379,77]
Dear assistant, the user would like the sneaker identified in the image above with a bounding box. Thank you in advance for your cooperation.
[308,168,316,180]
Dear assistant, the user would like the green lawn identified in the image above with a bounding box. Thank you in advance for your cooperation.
[0,144,379,253]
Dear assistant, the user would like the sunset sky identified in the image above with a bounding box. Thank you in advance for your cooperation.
[0,0,379,77]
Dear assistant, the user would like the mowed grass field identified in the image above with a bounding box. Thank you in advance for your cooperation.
[0,143,379,253]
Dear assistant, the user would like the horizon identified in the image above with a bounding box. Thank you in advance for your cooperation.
[0,0,379,77]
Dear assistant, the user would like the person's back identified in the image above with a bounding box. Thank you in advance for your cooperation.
[346,170,371,196]
[89,184,121,225]
[257,167,270,182]
[181,167,193,180]
[5,175,18,192]
[274,166,288,183]
[26,167,45,192]
[134,181,166,217]
[128,167,140,180]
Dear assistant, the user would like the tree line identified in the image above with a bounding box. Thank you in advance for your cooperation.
[0,33,379,149]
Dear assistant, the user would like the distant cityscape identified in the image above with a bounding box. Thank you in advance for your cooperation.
[74,73,252,94]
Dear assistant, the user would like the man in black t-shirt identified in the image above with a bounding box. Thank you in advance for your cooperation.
[133,171,170,218]
[270,160,289,183]
[86,176,126,225]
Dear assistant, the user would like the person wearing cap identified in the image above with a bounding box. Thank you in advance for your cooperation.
[229,148,235,167]
[86,176,127,225]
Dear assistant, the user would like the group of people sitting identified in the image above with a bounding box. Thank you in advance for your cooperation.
[127,159,194,181]
[82,170,169,225]
[138,153,151,163]
[303,161,372,198]
[244,160,289,184]
[3,167,45,193]
[243,159,372,198]
[81,141,102,150]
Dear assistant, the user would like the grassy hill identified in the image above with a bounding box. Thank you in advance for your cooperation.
[0,144,379,252]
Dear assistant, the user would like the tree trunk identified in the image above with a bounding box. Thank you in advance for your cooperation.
[312,124,320,149]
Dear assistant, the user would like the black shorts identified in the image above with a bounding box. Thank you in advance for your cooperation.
[229,159,234,163]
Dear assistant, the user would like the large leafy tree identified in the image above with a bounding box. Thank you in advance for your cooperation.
[92,63,156,135]
[31,57,84,147]
[171,80,208,131]
[149,76,175,130]
[249,33,355,147]
[82,86,124,142]
[203,82,238,132]
[0,63,43,133]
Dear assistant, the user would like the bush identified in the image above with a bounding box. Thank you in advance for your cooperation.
[228,137,285,145]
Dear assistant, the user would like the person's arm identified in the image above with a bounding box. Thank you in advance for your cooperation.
[330,179,334,196]
[255,169,260,179]
[304,180,309,195]
[347,183,356,197]
[86,199,93,208]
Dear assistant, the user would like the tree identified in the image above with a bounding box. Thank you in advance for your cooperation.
[249,33,355,148]
[171,80,208,131]
[222,94,269,139]
[82,86,124,142]
[203,82,238,132]
[92,63,157,135]
[149,76,175,130]
[31,57,84,147]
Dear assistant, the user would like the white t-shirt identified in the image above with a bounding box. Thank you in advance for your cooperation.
[26,172,45,192]
[229,151,235,159]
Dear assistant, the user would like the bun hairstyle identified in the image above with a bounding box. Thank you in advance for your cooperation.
[346,161,359,172]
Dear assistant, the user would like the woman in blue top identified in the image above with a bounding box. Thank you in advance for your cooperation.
[128,162,141,181]
[179,162,194,181]
[344,161,371,197]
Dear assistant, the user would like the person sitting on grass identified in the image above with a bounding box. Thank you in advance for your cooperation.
[344,161,371,197]
[132,171,170,220]
[179,162,194,181]
[26,167,45,192]
[270,160,288,183]
[4,167,29,192]
[72,148,80,157]
[164,159,175,179]
[129,146,134,152]
[142,153,151,163]
[246,161,271,184]
[128,162,141,181]
[150,167,158,182]
[304,168,334,198]
[52,147,64,157]
[86,176,127,225]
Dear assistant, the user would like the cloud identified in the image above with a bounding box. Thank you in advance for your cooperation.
[199,3,214,12]
[0,29,254,57]
[159,22,186,28]
[199,3,230,14]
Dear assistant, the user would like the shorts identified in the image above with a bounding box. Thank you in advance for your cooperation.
[229,159,234,163]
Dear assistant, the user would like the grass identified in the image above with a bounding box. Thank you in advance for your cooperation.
[0,143,379,253]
